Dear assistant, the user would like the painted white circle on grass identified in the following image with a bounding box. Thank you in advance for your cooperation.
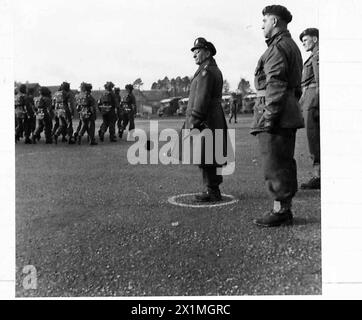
[168,193,238,208]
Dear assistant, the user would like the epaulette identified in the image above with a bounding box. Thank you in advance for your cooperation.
[201,63,209,77]
[275,35,283,44]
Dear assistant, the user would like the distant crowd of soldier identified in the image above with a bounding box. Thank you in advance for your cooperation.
[14,81,137,145]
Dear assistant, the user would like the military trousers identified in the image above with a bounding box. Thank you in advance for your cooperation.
[257,128,298,202]
[99,110,116,139]
[74,118,82,137]
[306,107,320,176]
[78,117,96,142]
[52,116,59,136]
[119,112,135,133]
[229,111,237,123]
[54,115,74,138]
[30,115,36,135]
[200,166,223,191]
[15,116,32,139]
[116,108,123,133]
[34,113,52,141]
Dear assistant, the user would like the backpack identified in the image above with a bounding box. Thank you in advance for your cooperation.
[100,91,112,106]
[77,92,92,108]
[14,93,26,108]
[34,97,41,109]
[53,91,66,108]
[77,92,93,118]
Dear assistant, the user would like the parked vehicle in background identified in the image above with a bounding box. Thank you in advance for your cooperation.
[157,96,182,117]
[176,97,188,116]
[242,93,256,113]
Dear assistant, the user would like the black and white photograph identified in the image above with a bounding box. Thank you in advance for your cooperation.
[1,0,362,300]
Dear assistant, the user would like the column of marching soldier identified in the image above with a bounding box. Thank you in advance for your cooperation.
[14,81,136,145]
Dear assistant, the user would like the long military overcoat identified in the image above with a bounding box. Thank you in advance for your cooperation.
[181,57,228,167]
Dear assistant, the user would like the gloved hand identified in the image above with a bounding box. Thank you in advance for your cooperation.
[191,119,208,131]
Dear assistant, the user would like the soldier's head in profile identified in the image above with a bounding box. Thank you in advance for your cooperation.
[86,83,92,93]
[80,82,87,92]
[104,81,114,91]
[19,84,27,94]
[27,87,35,96]
[300,28,319,52]
[114,87,121,94]
[125,84,133,93]
[262,5,292,39]
[40,86,51,97]
[62,82,70,92]
[191,37,216,65]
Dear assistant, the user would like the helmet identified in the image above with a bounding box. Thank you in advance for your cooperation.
[104,81,115,90]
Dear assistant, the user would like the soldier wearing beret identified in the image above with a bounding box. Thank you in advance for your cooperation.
[299,28,320,189]
[98,81,117,142]
[251,5,304,226]
[184,37,228,202]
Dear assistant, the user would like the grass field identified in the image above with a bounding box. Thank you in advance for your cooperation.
[16,115,321,296]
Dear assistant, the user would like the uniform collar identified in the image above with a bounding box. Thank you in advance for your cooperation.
[193,57,216,78]
[265,30,291,46]
[312,43,319,55]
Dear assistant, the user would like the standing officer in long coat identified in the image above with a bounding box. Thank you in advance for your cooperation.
[251,5,304,227]
[184,37,228,202]
[299,28,320,190]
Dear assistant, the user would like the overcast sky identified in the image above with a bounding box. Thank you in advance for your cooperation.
[14,0,318,91]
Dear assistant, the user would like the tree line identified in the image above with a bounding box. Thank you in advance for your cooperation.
[15,76,253,96]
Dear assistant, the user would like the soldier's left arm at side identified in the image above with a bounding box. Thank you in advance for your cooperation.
[191,69,213,128]
[312,51,319,94]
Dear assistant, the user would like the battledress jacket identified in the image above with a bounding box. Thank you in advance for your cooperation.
[299,44,319,111]
[182,57,228,166]
[251,30,304,135]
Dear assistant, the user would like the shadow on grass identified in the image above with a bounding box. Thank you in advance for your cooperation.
[292,216,320,226]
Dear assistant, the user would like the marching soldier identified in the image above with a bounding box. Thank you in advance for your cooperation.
[26,87,36,137]
[15,84,34,144]
[228,93,238,124]
[185,37,228,202]
[52,82,76,144]
[250,5,304,227]
[75,82,98,145]
[114,87,123,138]
[32,86,53,144]
[98,81,117,142]
[118,84,136,139]
[299,28,320,190]
[73,83,87,142]
[51,85,63,142]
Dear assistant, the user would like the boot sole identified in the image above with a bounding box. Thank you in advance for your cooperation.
[253,219,293,227]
